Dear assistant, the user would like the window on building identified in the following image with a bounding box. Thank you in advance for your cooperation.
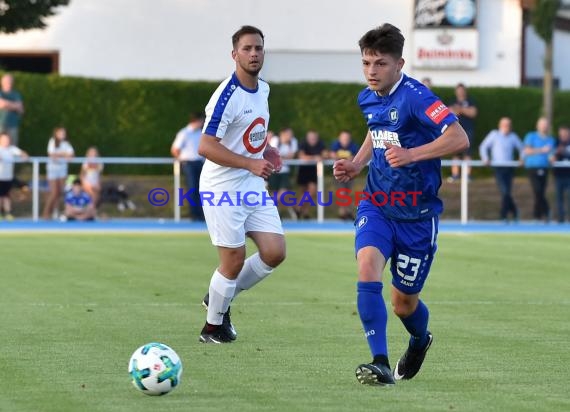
[0,51,59,74]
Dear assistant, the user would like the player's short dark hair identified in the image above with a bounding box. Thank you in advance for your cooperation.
[72,178,82,186]
[358,23,404,59]
[232,25,264,49]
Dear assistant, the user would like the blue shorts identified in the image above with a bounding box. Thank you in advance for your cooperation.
[355,200,438,295]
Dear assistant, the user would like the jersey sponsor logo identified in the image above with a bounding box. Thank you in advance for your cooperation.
[425,100,450,125]
[389,107,399,124]
[357,216,368,229]
[242,117,268,154]
[370,129,401,149]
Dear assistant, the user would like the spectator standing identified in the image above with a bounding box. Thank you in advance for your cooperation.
[551,125,570,223]
[479,117,524,222]
[0,132,28,220]
[523,117,555,222]
[330,130,359,220]
[0,73,24,146]
[295,130,327,219]
[267,127,298,215]
[81,146,103,208]
[42,127,74,220]
[171,112,206,221]
[448,83,477,182]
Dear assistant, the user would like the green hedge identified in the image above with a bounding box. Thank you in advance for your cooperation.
[10,71,570,174]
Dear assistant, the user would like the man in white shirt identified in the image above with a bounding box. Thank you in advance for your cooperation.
[171,112,206,221]
[0,132,28,220]
[197,25,286,344]
[479,117,524,221]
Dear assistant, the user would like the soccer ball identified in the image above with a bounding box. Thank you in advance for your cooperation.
[128,342,183,396]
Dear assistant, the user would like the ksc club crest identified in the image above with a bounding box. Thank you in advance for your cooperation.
[389,107,399,124]
[243,117,267,153]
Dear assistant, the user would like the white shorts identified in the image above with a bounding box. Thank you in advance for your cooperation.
[46,164,68,180]
[202,191,284,247]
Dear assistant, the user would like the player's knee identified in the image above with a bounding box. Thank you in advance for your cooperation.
[392,298,416,318]
[393,305,413,318]
[357,263,378,281]
[262,247,286,268]
[219,261,244,279]
[219,250,246,278]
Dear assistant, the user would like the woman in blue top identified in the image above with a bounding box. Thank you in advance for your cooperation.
[523,116,556,221]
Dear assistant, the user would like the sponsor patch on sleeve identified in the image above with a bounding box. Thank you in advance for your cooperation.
[424,100,450,125]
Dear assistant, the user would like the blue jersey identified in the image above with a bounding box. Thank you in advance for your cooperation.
[65,191,92,208]
[358,74,457,221]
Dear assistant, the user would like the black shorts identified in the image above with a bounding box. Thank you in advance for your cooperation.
[297,166,317,185]
[268,172,291,191]
[0,180,12,196]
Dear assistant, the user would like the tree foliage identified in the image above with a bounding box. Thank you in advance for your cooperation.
[531,0,561,125]
[531,0,560,42]
[0,0,70,34]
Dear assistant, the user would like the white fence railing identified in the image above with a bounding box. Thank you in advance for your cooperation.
[12,157,570,224]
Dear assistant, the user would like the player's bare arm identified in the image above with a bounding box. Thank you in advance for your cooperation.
[385,122,469,168]
[333,131,373,182]
[199,133,275,179]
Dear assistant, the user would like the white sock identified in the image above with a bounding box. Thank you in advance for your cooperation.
[206,270,236,325]
[233,253,274,299]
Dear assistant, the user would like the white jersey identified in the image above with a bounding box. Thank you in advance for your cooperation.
[200,72,270,192]
[0,145,23,180]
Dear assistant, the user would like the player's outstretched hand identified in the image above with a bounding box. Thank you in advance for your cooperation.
[249,158,276,179]
[384,143,413,167]
[333,159,358,183]
[263,145,282,172]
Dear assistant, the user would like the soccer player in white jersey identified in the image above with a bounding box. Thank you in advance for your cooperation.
[197,25,286,343]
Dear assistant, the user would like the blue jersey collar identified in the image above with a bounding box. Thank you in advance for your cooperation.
[232,72,258,93]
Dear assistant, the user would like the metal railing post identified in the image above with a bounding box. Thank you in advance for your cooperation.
[460,160,468,225]
[316,160,324,223]
[173,160,180,223]
[32,159,40,222]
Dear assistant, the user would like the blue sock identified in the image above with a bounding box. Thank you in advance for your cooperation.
[357,281,388,360]
[400,300,429,350]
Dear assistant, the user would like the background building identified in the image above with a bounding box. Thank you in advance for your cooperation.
[0,0,568,89]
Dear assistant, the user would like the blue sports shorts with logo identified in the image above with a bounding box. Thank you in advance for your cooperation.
[354,199,439,295]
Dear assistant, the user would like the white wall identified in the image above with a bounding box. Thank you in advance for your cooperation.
[413,0,522,87]
[0,0,524,87]
[525,25,570,90]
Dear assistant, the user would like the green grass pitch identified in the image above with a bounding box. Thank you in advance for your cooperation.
[1,233,569,412]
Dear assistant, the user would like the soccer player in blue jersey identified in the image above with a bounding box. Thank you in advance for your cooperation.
[333,23,469,386]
